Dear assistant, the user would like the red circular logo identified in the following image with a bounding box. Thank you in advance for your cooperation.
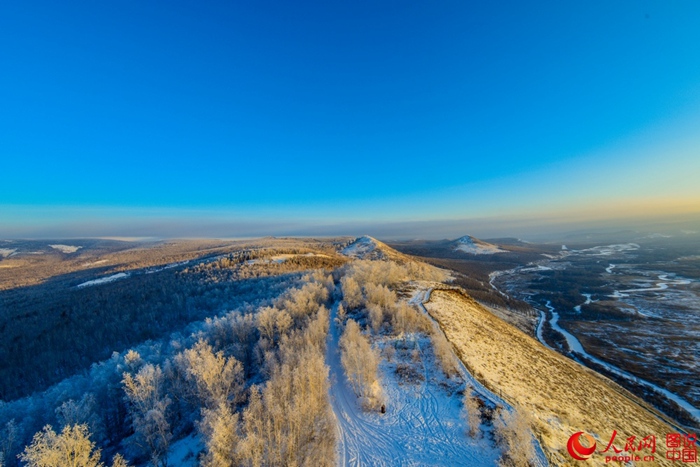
[567,431,597,461]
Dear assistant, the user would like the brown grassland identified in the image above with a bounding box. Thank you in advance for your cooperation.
[425,289,679,467]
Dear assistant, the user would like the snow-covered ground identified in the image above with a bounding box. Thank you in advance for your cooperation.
[166,434,202,467]
[76,272,129,288]
[326,301,502,466]
[145,260,190,274]
[49,244,82,253]
[454,236,505,255]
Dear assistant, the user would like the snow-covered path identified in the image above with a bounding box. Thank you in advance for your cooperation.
[326,302,501,466]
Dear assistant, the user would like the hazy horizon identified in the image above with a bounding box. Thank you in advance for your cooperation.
[2,2,699,240]
[2,206,699,243]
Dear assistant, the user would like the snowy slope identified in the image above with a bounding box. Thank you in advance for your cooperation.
[341,236,384,259]
[49,244,82,254]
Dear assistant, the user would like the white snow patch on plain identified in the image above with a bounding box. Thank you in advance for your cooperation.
[146,260,190,274]
[454,236,506,255]
[76,272,129,288]
[573,243,640,257]
[50,244,82,254]
[0,248,17,258]
[521,265,552,272]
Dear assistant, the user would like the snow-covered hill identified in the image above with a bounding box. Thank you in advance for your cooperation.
[453,236,506,255]
[341,236,408,261]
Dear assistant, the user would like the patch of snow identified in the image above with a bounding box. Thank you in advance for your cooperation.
[76,272,129,288]
[145,260,190,274]
[0,248,17,258]
[572,243,640,257]
[50,244,82,254]
[520,265,552,272]
[166,433,202,467]
[605,264,616,274]
[454,236,506,255]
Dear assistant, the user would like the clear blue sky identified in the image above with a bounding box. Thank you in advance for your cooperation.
[2,1,700,237]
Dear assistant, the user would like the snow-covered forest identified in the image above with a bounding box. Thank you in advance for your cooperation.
[0,237,543,467]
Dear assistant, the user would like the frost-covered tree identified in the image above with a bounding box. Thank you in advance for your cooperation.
[20,424,102,467]
[122,364,172,467]
[363,283,396,310]
[277,282,329,320]
[494,407,534,467]
[0,420,18,467]
[461,387,481,438]
[256,307,292,342]
[430,329,460,378]
[340,276,363,309]
[110,455,131,467]
[175,339,244,408]
[55,394,103,442]
[339,320,383,409]
[198,402,240,467]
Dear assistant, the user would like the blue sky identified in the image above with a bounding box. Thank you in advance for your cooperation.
[1,1,700,237]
